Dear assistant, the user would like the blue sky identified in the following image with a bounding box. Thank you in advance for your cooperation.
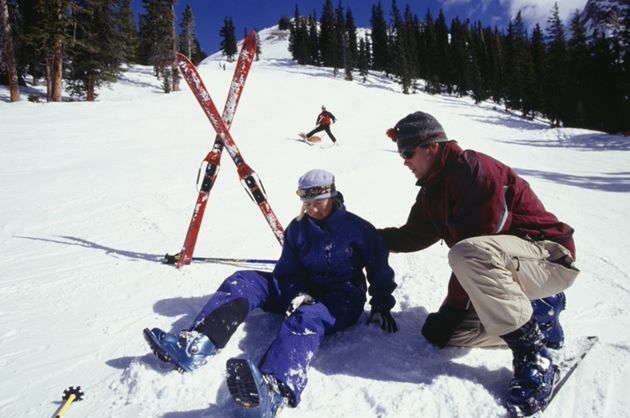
[132,0,588,54]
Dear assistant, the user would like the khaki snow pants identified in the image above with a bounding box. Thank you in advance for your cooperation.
[446,235,579,347]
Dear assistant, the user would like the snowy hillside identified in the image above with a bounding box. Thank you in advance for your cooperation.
[1,26,629,418]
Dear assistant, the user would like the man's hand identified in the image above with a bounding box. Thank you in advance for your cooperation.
[421,306,468,348]
[367,306,398,333]
[285,294,315,318]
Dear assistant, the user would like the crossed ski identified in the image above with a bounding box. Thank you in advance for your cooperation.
[167,32,284,268]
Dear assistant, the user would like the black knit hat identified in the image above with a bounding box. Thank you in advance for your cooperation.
[388,111,448,151]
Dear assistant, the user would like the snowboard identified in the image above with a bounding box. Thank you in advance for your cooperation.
[508,335,598,418]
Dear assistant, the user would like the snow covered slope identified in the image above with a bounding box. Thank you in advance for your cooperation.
[1,26,629,418]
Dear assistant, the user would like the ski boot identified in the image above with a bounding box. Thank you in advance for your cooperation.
[143,327,216,372]
[503,319,559,417]
[532,292,566,349]
[226,358,289,418]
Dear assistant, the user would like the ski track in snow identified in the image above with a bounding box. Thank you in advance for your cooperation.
[1,26,629,418]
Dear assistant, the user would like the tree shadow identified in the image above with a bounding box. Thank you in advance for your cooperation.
[14,234,163,262]
[496,131,630,151]
[514,168,630,193]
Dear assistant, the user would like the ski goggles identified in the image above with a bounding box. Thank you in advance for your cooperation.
[296,185,335,200]
[399,147,418,160]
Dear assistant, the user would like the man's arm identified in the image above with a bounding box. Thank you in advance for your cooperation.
[378,200,440,253]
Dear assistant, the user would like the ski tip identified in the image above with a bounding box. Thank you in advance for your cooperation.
[176,52,191,65]
[243,31,257,47]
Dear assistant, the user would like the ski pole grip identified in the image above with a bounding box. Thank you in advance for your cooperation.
[55,386,84,418]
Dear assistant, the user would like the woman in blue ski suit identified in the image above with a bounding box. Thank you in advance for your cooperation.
[144,169,397,415]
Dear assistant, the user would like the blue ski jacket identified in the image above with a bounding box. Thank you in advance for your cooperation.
[273,205,396,311]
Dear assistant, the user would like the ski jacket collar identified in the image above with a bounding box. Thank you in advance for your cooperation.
[415,141,460,187]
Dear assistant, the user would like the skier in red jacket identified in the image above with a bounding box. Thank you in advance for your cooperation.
[379,111,579,417]
[301,105,338,145]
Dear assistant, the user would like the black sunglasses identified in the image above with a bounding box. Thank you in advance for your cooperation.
[399,147,417,160]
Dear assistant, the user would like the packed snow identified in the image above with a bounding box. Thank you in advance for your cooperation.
[1,26,629,418]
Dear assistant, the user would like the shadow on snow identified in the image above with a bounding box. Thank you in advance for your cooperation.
[514,168,630,193]
[13,235,272,269]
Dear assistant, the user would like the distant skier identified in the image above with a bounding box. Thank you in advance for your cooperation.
[380,111,579,417]
[144,169,397,417]
[300,105,338,145]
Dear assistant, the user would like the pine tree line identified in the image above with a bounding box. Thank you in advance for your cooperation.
[287,0,629,134]
[0,0,208,101]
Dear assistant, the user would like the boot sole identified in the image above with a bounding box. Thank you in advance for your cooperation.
[226,358,262,408]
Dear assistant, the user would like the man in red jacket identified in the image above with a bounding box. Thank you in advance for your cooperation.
[302,105,338,145]
[379,111,579,417]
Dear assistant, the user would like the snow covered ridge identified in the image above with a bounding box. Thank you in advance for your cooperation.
[580,0,628,37]
[2,21,630,418]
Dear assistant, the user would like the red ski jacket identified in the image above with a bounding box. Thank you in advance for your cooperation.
[379,141,575,309]
[317,111,335,126]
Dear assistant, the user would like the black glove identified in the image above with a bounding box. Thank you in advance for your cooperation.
[367,307,398,333]
[421,306,468,348]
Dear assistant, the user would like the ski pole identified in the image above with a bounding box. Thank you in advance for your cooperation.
[192,256,277,264]
[164,253,276,265]
[55,386,84,418]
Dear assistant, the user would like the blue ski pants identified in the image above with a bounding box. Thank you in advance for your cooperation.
[191,270,365,406]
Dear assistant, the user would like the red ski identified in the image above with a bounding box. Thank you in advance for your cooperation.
[176,44,285,257]
[167,32,259,268]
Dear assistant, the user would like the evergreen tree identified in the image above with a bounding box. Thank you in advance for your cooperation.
[177,5,205,65]
[434,9,452,93]
[588,31,622,132]
[485,26,505,103]
[449,17,468,96]
[1,0,19,100]
[389,0,412,93]
[13,0,41,85]
[255,29,261,61]
[179,4,196,59]
[467,22,485,103]
[289,5,309,65]
[529,24,546,115]
[278,16,290,31]
[115,0,138,63]
[369,1,388,71]
[566,10,589,126]
[544,2,569,126]
[138,0,178,92]
[307,12,319,65]
[67,0,125,101]
[334,0,346,77]
[319,0,336,68]
[357,35,368,81]
[504,12,535,116]
[219,16,237,61]
[402,4,419,78]
[421,9,440,93]
[620,5,630,132]
[344,8,357,70]
[191,37,206,64]
[178,4,208,64]
[28,0,76,101]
